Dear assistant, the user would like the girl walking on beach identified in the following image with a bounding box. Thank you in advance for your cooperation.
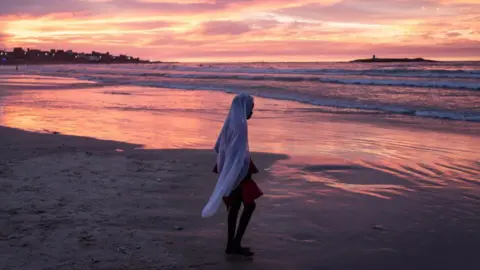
[202,93,263,257]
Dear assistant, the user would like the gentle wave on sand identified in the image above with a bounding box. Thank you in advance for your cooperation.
[2,61,480,122]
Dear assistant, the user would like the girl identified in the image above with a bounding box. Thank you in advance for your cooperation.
[202,93,262,257]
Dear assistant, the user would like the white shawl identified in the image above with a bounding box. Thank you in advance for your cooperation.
[202,93,254,218]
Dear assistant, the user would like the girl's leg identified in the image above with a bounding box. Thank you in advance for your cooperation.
[226,188,242,251]
[234,202,256,249]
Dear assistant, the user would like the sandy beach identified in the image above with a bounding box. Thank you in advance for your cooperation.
[1,125,479,270]
[1,73,479,270]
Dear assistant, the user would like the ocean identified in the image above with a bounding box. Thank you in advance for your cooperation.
[2,61,479,122]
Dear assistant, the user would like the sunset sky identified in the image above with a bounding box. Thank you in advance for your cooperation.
[1,0,479,62]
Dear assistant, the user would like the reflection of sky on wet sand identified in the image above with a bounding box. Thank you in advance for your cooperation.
[269,156,418,200]
[1,81,479,199]
[0,75,98,96]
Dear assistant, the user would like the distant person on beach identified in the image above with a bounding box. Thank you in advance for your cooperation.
[202,93,262,258]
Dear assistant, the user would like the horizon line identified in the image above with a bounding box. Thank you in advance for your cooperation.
[3,47,480,63]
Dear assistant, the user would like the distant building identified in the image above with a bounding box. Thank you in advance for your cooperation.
[373,55,376,59]
[13,47,25,58]
[118,55,128,61]
[88,55,100,61]
[26,49,41,56]
[76,53,88,60]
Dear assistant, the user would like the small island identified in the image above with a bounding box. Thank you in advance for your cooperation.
[350,55,437,63]
[0,47,155,65]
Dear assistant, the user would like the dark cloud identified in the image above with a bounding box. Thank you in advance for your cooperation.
[201,20,251,35]
[0,0,92,16]
[110,0,226,14]
[250,19,280,30]
[111,20,178,29]
[446,31,462,38]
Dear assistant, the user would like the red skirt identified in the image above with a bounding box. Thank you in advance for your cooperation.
[213,159,263,206]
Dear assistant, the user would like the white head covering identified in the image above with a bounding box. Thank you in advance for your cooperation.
[202,93,254,218]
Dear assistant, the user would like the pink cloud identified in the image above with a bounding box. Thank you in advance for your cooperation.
[275,0,478,23]
[1,0,479,61]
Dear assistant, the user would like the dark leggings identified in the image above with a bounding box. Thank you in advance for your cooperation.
[227,186,256,249]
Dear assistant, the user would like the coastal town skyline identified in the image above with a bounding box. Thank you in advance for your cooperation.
[0,47,148,65]
[1,0,479,62]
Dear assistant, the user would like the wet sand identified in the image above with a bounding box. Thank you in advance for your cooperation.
[1,126,479,270]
